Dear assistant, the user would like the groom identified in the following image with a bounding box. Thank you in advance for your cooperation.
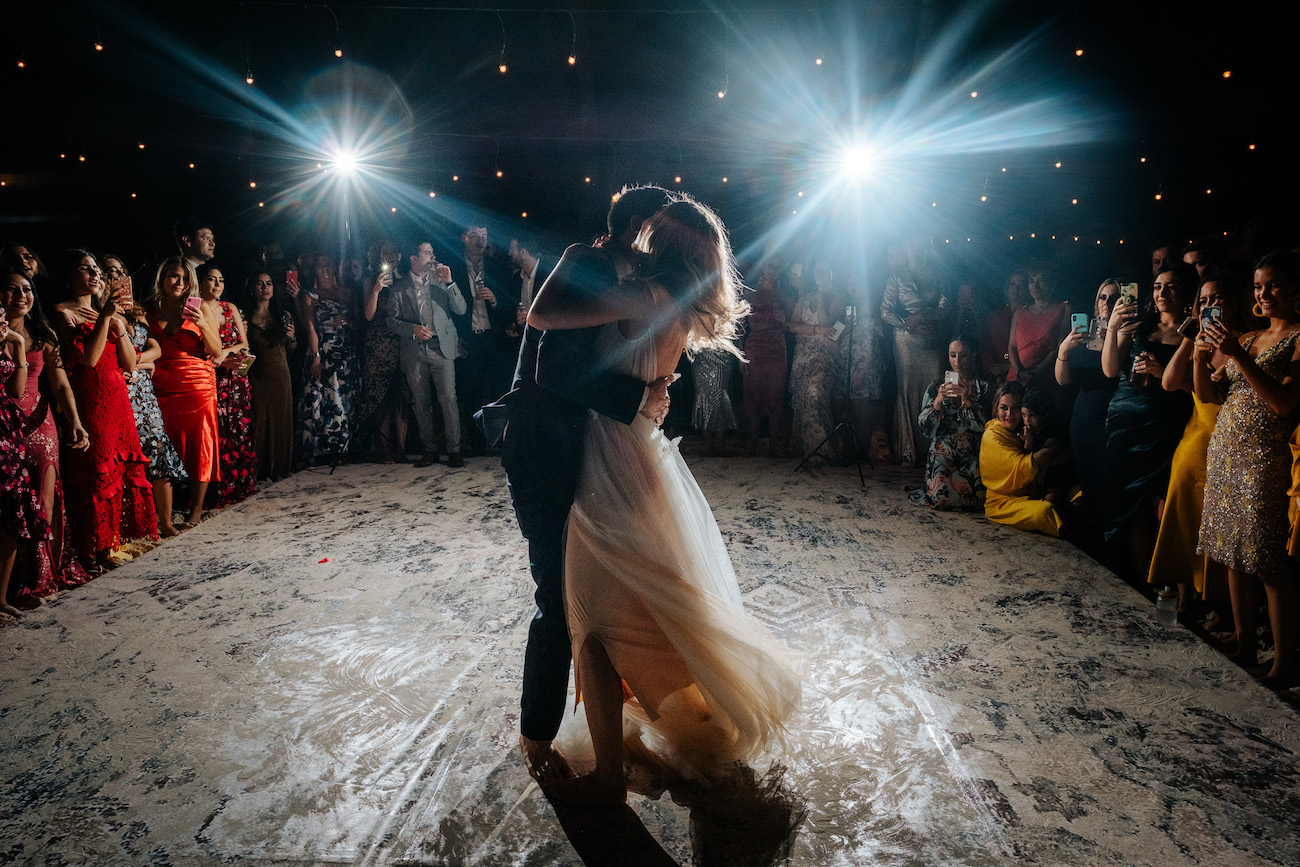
[501,184,673,784]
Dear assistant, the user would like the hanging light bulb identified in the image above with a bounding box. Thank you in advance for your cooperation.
[568,54,576,65]
[94,41,104,52]
[815,57,823,65]
[335,47,343,58]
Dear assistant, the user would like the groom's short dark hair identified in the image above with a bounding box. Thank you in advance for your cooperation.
[608,185,672,238]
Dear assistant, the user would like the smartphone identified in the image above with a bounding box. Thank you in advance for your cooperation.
[1201,305,1222,328]
[1176,316,1199,339]
[285,269,298,286]
[1120,283,1139,306]
[1070,312,1089,335]
[183,295,202,314]
[380,263,391,273]
[944,369,960,387]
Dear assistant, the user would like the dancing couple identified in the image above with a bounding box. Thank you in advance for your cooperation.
[501,186,803,804]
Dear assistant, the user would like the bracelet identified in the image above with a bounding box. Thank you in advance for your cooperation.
[1057,354,1067,361]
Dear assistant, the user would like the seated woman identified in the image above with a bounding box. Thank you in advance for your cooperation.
[910,335,989,510]
[980,382,1067,536]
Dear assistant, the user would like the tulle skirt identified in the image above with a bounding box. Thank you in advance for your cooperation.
[565,412,803,773]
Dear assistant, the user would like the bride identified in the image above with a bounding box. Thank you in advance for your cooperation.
[528,195,803,804]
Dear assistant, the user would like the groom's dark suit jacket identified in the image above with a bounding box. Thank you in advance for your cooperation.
[499,243,647,741]
[501,244,646,521]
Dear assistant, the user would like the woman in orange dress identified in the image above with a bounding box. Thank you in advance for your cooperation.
[146,258,223,526]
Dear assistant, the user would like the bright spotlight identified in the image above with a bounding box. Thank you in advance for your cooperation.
[331,150,360,176]
[838,144,877,182]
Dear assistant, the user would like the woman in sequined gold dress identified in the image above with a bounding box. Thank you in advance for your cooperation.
[1195,251,1300,686]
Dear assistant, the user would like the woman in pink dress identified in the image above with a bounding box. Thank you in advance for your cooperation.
[1,267,90,602]
[52,250,157,571]
[147,258,223,526]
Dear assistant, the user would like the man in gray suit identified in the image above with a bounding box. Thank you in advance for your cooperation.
[387,240,467,468]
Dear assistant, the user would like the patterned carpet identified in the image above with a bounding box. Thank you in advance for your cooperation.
[2,455,1298,866]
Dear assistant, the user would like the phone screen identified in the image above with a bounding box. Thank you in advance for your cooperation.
[1071,313,1089,334]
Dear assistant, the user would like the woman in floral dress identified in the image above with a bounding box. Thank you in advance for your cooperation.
[298,253,359,464]
[2,280,54,617]
[105,255,188,537]
[198,264,256,507]
[911,337,989,510]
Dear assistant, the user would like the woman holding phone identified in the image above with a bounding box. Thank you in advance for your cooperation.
[1101,264,1194,580]
[910,336,988,510]
[1196,251,1300,685]
[1054,279,1121,547]
[148,257,223,526]
[1148,273,1246,617]
[53,250,158,570]
[105,254,188,538]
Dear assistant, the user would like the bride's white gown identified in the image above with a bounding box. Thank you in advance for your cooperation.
[565,322,803,770]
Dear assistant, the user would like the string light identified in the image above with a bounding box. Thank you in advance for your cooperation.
[16,50,26,69]
[429,191,436,197]
[566,10,577,66]
[131,192,136,198]
[1075,47,1084,57]
[1071,198,1078,204]
[496,170,503,178]
[521,211,527,218]
[1140,156,1146,162]
[328,6,343,58]
[721,177,728,183]
[1054,160,1062,168]
[815,57,823,65]
[189,163,195,169]
[718,91,725,99]
[1249,144,1256,150]
[1206,188,1212,195]
[1222,70,1231,79]
[94,41,104,52]
[1154,192,1162,201]
[970,91,978,98]
[137,142,145,149]
[452,175,459,181]
[78,155,86,162]
[496,10,507,73]
[391,207,397,212]
[249,181,257,188]
[584,177,591,183]
[674,176,682,183]
[258,202,264,207]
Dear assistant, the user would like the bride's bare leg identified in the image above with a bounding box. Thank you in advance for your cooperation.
[547,636,626,805]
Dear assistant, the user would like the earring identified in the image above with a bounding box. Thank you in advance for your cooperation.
[1253,302,1265,318]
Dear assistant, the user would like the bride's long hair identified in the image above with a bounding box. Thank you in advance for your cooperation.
[635,195,748,358]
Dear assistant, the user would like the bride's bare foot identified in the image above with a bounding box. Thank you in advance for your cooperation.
[521,735,574,787]
[545,771,627,806]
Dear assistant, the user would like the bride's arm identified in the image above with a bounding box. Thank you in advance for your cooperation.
[527,244,656,330]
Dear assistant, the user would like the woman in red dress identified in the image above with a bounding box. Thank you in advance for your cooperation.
[2,267,90,602]
[147,258,223,526]
[52,250,157,571]
[198,264,256,508]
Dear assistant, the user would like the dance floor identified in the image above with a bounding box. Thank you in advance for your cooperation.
[3,456,1298,866]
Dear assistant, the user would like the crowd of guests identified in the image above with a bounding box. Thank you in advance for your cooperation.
[894,240,1300,688]
[3,219,1298,689]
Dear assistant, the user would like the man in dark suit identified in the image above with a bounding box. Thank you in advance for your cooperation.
[503,233,554,365]
[449,222,515,454]
[501,185,673,784]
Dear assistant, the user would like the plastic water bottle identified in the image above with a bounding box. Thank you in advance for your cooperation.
[1156,587,1177,627]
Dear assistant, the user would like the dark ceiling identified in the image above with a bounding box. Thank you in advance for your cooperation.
[1,1,1291,286]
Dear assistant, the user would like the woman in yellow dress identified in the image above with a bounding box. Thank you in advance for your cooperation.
[1148,273,1246,616]
[980,382,1067,536]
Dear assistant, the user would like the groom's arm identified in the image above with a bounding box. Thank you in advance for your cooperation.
[532,244,648,425]
[536,327,647,424]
